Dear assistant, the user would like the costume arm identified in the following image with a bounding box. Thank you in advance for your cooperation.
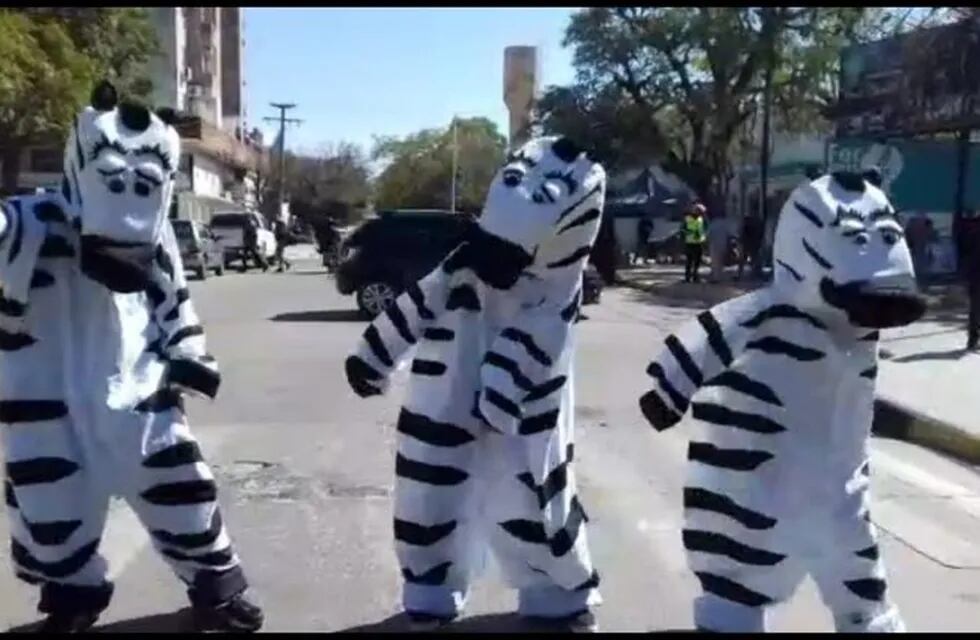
[150,223,220,399]
[345,262,449,398]
[640,297,755,431]
[0,198,47,308]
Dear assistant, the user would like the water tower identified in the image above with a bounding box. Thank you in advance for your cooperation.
[503,46,539,149]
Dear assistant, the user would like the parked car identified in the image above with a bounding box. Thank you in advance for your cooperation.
[209,211,277,271]
[336,211,474,317]
[171,219,224,280]
[582,264,603,305]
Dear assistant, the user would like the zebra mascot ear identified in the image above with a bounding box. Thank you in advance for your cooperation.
[90,80,118,112]
[155,107,178,127]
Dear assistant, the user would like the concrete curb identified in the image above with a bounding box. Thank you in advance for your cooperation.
[873,397,980,465]
[615,277,754,307]
[618,274,980,465]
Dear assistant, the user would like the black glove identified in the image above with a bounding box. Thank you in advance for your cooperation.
[639,389,682,431]
[345,355,384,398]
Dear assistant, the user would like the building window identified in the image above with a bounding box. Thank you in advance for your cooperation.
[30,148,62,174]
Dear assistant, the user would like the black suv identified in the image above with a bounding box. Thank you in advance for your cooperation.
[336,209,604,317]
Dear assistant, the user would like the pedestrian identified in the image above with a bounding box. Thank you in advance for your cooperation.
[706,213,729,283]
[0,82,263,633]
[637,216,653,265]
[344,136,603,632]
[274,218,292,272]
[953,207,980,351]
[682,202,707,283]
[737,208,764,281]
[242,217,268,272]
[905,212,931,283]
[638,170,923,633]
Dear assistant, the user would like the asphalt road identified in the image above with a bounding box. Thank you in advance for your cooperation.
[2,254,979,632]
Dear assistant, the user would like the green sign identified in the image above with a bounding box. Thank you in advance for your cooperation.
[829,138,980,213]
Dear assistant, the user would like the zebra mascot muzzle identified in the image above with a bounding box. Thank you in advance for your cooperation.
[773,171,926,329]
[64,81,181,293]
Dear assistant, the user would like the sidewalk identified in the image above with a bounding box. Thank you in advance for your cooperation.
[616,263,980,464]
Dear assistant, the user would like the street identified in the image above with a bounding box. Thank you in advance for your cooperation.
[2,254,980,632]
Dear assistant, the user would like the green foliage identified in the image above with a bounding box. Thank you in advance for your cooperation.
[282,143,373,224]
[371,117,506,212]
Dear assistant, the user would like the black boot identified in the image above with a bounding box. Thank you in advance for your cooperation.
[36,611,100,633]
[192,592,264,632]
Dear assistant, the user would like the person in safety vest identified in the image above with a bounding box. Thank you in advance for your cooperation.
[683,202,707,282]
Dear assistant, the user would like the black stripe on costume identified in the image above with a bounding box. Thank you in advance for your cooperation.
[446,284,481,311]
[385,303,416,345]
[860,366,878,380]
[30,269,55,289]
[163,288,191,322]
[802,238,833,270]
[0,328,36,351]
[484,351,534,391]
[395,453,469,486]
[0,291,27,317]
[747,336,825,361]
[406,283,435,320]
[167,358,221,399]
[39,235,75,258]
[692,402,786,434]
[364,325,394,368]
[485,388,522,419]
[166,325,204,349]
[34,201,67,224]
[697,311,732,366]
[683,529,786,565]
[517,446,574,509]
[703,370,782,406]
[695,571,773,607]
[397,409,475,447]
[844,578,887,602]
[688,442,774,470]
[645,362,689,413]
[560,290,581,322]
[141,480,217,506]
[394,519,457,546]
[557,208,601,235]
[6,458,80,486]
[25,519,83,546]
[8,200,24,264]
[0,400,68,423]
[60,177,72,205]
[550,496,588,557]
[740,304,827,331]
[4,481,17,508]
[410,359,447,376]
[151,510,224,550]
[502,327,552,366]
[776,259,804,282]
[860,331,880,341]
[639,389,683,431]
[575,569,601,591]
[855,545,880,560]
[142,441,204,468]
[524,375,567,403]
[155,244,175,280]
[423,327,454,341]
[665,335,703,387]
[402,561,452,585]
[519,409,559,435]
[146,283,167,308]
[134,388,184,413]
[793,201,824,228]
[11,538,100,580]
[683,488,777,530]
[547,246,592,269]
[160,546,234,567]
[499,519,547,544]
[555,184,602,225]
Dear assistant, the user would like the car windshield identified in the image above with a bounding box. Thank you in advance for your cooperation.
[211,213,250,228]
[172,221,194,240]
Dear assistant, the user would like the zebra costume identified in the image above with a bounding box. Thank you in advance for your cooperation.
[639,172,926,632]
[345,137,604,623]
[0,82,259,630]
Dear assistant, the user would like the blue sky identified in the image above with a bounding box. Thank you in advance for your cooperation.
[244,8,578,158]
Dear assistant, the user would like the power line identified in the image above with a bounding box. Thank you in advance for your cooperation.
[263,102,302,219]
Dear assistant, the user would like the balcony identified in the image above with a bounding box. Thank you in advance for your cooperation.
[174,114,267,174]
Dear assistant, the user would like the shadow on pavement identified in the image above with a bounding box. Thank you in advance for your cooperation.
[271,309,364,323]
[892,348,970,363]
[4,608,196,633]
[341,611,624,633]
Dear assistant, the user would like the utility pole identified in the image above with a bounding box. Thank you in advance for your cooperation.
[263,102,302,221]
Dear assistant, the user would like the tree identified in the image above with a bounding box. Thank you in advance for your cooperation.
[372,117,507,212]
[281,143,373,225]
[0,8,158,192]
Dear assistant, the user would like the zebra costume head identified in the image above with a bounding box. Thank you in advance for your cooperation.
[62,80,181,291]
[772,171,926,329]
[473,136,605,299]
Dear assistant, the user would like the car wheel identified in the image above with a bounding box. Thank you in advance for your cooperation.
[215,260,224,276]
[357,281,398,318]
[198,264,207,280]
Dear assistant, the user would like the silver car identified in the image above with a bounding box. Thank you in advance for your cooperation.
[172,219,224,280]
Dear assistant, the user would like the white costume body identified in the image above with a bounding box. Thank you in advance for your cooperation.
[345,137,605,619]
[639,173,925,632]
[0,87,246,615]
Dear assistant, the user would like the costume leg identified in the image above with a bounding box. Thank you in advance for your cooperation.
[122,409,247,608]
[808,510,905,632]
[3,416,113,616]
[394,418,483,619]
[482,432,600,618]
